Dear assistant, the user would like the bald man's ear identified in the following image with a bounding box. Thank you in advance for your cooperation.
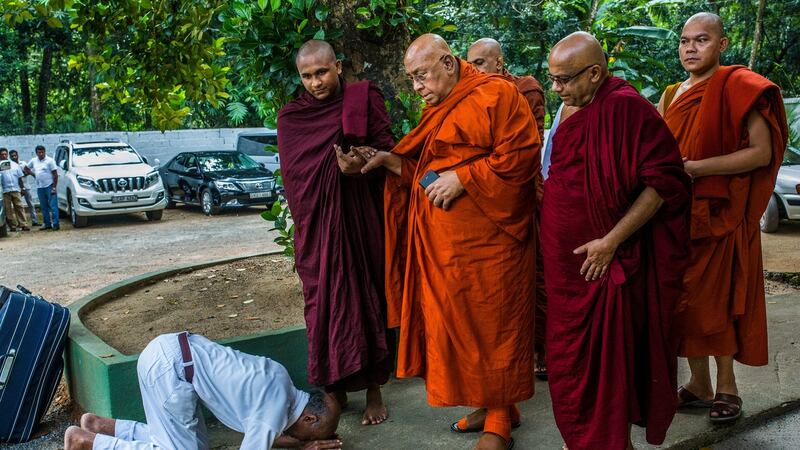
[443,54,457,74]
[335,60,343,75]
[719,36,729,54]
[496,56,504,72]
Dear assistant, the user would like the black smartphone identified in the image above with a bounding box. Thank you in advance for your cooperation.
[418,169,440,189]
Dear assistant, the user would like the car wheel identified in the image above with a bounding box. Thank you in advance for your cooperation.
[0,222,7,238]
[69,193,89,228]
[165,192,176,209]
[146,210,164,221]
[760,194,780,233]
[201,189,219,216]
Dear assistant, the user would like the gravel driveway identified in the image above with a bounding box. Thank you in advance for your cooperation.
[1,205,280,449]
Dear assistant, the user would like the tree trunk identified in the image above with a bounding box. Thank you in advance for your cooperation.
[586,0,601,31]
[35,44,54,133]
[749,0,767,69]
[319,0,413,125]
[17,42,33,134]
[87,43,103,130]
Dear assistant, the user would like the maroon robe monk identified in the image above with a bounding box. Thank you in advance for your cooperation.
[542,33,691,450]
[278,73,394,399]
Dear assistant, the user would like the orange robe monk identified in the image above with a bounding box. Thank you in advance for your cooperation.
[663,65,788,364]
[502,69,545,140]
[384,60,540,415]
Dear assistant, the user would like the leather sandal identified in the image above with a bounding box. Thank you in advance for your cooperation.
[709,393,742,423]
[677,385,713,408]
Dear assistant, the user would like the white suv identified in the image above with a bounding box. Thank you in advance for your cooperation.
[54,140,167,228]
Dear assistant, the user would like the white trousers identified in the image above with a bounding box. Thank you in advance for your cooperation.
[93,334,208,450]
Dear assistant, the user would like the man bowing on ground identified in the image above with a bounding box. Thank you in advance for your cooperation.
[277,40,395,426]
[658,12,787,424]
[359,33,540,450]
[542,32,691,450]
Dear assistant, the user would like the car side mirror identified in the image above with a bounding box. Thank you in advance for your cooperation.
[154,158,160,168]
[142,156,149,165]
[186,167,199,176]
[260,163,266,169]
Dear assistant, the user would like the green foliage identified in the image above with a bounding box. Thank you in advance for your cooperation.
[218,0,334,128]
[386,91,425,139]
[260,183,295,258]
[355,0,455,37]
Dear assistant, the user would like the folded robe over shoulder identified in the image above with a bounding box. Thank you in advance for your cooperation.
[663,65,788,365]
[277,80,395,388]
[384,61,540,408]
[542,77,691,449]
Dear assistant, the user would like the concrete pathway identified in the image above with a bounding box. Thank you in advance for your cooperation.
[209,293,800,449]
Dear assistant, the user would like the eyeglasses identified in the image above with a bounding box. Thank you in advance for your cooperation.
[409,55,447,84]
[548,64,597,86]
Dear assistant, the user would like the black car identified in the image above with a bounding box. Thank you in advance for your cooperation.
[160,151,279,215]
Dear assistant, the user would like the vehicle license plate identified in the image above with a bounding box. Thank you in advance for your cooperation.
[112,195,138,203]
[249,192,271,199]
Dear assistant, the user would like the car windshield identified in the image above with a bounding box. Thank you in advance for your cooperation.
[73,146,142,167]
[785,146,800,166]
[197,152,260,172]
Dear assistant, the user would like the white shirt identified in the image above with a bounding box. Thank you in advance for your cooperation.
[26,156,58,189]
[0,160,24,193]
[541,103,564,180]
[188,334,309,450]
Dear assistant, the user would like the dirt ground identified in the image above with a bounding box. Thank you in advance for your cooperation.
[83,255,305,355]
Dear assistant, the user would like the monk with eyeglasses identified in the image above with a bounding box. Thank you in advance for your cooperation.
[357,33,540,450]
[541,32,691,449]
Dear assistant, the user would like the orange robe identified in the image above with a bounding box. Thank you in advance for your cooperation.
[664,66,788,365]
[502,69,548,349]
[384,61,540,408]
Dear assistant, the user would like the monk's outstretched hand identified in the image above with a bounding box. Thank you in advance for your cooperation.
[334,144,365,175]
[424,171,464,210]
[573,238,617,281]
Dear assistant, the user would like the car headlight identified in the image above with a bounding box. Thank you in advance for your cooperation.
[146,171,159,186]
[76,175,96,190]
[215,181,239,191]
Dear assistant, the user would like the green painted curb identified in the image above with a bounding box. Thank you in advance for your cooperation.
[65,252,310,421]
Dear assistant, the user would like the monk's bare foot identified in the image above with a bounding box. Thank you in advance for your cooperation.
[361,385,387,425]
[474,432,509,450]
[453,408,488,432]
[333,391,348,409]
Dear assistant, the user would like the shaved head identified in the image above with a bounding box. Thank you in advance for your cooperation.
[296,39,336,66]
[678,12,728,78]
[467,38,504,74]
[405,33,454,66]
[404,34,460,105]
[295,40,342,101]
[548,32,609,107]
[683,12,725,38]
[549,32,608,72]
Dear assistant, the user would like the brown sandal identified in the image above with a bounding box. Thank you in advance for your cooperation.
[709,393,742,423]
[677,385,713,408]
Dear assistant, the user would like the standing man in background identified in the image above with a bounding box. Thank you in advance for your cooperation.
[0,148,30,231]
[25,145,59,231]
[10,149,40,226]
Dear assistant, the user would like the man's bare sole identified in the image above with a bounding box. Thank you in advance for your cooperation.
[361,385,388,425]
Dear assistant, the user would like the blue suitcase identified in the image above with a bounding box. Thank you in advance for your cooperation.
[0,285,70,443]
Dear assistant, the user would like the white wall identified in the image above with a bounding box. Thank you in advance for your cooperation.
[0,128,272,165]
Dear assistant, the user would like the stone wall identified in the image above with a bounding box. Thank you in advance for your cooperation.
[0,127,272,166]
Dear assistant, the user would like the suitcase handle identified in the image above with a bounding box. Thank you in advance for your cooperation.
[0,349,16,388]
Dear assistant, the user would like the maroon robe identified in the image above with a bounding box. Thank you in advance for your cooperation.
[277,80,395,389]
[541,77,691,449]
